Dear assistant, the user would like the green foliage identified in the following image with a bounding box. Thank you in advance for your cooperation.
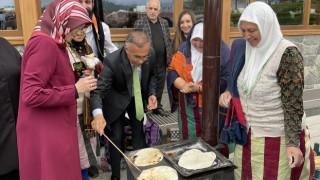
[230,2,318,26]
[102,1,132,13]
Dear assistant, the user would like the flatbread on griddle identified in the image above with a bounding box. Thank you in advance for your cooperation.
[178,149,216,170]
[133,148,163,166]
[137,166,178,180]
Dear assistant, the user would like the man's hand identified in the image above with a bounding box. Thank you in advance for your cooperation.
[287,146,304,168]
[91,113,106,136]
[147,95,157,110]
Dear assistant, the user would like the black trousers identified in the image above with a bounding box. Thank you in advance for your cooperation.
[154,66,166,109]
[108,98,146,178]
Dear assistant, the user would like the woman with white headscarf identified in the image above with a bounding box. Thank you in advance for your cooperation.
[167,20,230,140]
[219,2,315,179]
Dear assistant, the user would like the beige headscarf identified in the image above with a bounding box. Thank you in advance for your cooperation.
[190,22,203,83]
[238,2,283,96]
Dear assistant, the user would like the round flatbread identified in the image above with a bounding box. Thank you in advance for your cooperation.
[133,148,163,166]
[137,166,178,180]
[178,149,216,170]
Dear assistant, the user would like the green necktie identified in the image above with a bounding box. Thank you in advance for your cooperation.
[133,66,144,121]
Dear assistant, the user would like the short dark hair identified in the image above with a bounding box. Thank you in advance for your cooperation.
[125,31,150,48]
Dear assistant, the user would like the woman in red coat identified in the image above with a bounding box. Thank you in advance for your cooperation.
[17,0,98,179]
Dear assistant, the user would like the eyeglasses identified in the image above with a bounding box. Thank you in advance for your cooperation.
[73,25,88,34]
[124,46,149,62]
[73,61,86,77]
[133,55,149,62]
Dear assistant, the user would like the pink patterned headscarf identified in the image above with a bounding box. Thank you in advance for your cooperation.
[32,0,92,45]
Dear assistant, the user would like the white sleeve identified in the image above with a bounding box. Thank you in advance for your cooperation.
[102,22,118,54]
[92,108,103,117]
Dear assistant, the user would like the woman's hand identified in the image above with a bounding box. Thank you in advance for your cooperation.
[181,82,199,93]
[219,91,231,108]
[287,146,304,168]
[75,75,97,94]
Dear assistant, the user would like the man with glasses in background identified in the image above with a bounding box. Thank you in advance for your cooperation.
[90,31,158,180]
[134,0,172,117]
[78,0,118,62]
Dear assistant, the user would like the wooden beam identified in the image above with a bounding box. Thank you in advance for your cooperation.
[222,0,231,45]
[18,0,40,45]
[304,0,311,27]
[4,36,24,45]
[174,0,183,32]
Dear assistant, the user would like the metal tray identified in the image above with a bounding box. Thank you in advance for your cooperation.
[160,138,233,177]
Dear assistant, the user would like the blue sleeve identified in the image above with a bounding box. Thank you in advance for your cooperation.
[220,41,231,94]
[167,70,179,106]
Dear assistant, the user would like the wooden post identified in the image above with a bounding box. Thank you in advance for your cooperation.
[18,0,40,45]
[201,0,222,147]
[316,0,320,25]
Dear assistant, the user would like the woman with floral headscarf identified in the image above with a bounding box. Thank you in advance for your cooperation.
[16,0,101,179]
[219,2,315,179]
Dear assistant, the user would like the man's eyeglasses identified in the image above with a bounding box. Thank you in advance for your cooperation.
[133,55,149,62]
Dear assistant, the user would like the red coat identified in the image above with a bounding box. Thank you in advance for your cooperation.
[17,36,81,179]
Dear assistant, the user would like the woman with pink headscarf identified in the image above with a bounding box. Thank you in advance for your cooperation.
[16,0,101,179]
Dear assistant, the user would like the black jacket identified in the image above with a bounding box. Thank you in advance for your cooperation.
[0,37,21,175]
[90,47,157,124]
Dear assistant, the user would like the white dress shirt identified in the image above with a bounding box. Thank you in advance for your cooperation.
[85,22,118,57]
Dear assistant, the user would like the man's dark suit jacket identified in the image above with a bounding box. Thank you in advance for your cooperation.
[90,46,157,124]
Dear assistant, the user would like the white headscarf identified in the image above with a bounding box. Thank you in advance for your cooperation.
[190,22,203,83]
[238,2,283,95]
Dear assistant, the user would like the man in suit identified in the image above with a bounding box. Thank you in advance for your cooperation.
[78,0,119,177]
[133,0,172,116]
[90,31,157,180]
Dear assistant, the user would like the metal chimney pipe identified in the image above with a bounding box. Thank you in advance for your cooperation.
[201,0,222,146]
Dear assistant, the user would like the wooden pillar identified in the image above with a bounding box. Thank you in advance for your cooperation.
[18,0,40,45]
[316,0,320,25]
[201,0,222,147]
[222,0,231,45]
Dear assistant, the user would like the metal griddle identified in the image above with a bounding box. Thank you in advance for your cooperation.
[125,138,234,179]
[159,138,233,177]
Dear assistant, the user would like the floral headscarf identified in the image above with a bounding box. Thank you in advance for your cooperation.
[32,0,92,45]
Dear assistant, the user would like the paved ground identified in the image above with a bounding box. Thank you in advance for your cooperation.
[91,169,126,180]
